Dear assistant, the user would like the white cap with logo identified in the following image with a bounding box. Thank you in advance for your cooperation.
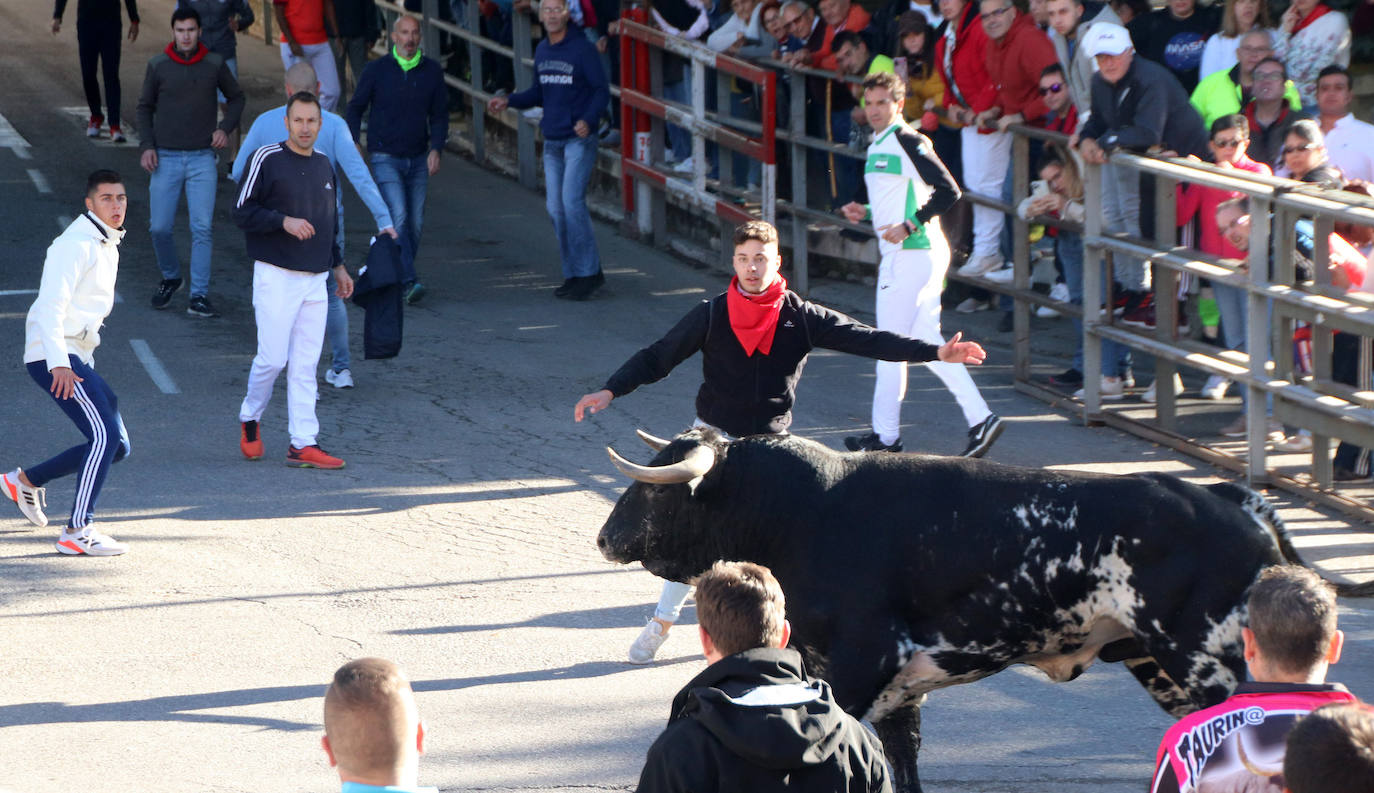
[1084,23,1133,57]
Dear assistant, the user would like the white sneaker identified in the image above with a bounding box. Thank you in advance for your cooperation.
[1200,374,1231,400]
[1272,433,1314,453]
[984,266,1015,283]
[1141,373,1184,403]
[2,469,47,527]
[627,620,669,664]
[956,254,1004,277]
[325,368,354,389]
[55,528,128,556]
[954,297,990,314]
[1073,376,1125,401]
[1037,282,1069,318]
[671,156,695,174]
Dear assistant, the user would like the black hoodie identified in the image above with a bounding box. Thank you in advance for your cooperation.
[636,648,892,793]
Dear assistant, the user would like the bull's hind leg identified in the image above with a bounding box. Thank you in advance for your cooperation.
[875,700,924,793]
[1122,655,1196,718]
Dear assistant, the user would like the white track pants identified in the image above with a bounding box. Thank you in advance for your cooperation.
[960,127,1012,259]
[279,42,341,112]
[239,262,328,448]
[872,247,991,443]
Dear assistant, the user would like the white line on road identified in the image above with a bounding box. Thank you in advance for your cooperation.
[0,110,32,159]
[129,339,180,394]
[27,169,50,194]
[0,289,38,297]
[57,215,72,228]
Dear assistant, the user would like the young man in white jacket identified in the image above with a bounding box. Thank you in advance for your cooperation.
[2,170,132,556]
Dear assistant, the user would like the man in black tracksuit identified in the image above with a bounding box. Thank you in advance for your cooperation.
[53,0,140,140]
[635,561,892,793]
[574,220,986,438]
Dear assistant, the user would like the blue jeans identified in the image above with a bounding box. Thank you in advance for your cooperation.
[663,79,691,162]
[326,269,349,372]
[371,152,429,285]
[829,109,859,207]
[1214,284,1273,412]
[543,135,601,279]
[149,148,217,297]
[1060,231,1132,377]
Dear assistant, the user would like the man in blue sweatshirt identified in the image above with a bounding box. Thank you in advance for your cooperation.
[345,14,448,305]
[488,0,610,301]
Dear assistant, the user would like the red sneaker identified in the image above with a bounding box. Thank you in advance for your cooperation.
[240,420,264,460]
[286,445,345,469]
[1120,300,1156,330]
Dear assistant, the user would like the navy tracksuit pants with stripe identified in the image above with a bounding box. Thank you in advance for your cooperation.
[25,356,130,530]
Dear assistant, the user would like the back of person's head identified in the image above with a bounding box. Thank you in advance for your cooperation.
[86,169,123,197]
[694,561,787,657]
[1283,702,1374,793]
[1246,565,1338,677]
[734,219,779,247]
[322,658,423,783]
[285,62,319,96]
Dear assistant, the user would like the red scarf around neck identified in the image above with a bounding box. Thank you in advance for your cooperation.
[1291,3,1331,34]
[165,42,209,64]
[726,275,787,356]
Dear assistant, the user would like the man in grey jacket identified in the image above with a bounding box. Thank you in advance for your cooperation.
[1045,0,1119,132]
[137,6,244,318]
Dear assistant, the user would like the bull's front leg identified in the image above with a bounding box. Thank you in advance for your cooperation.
[875,701,923,793]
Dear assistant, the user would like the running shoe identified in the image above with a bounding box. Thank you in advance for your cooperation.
[404,281,427,305]
[628,620,669,664]
[186,295,219,318]
[55,527,127,556]
[2,469,47,527]
[110,125,126,143]
[325,368,354,389]
[286,445,345,469]
[86,116,103,138]
[843,432,903,452]
[240,420,264,460]
[961,414,1004,458]
[151,278,183,310]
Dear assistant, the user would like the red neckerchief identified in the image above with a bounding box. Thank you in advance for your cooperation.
[165,42,209,64]
[1291,3,1331,34]
[726,275,787,356]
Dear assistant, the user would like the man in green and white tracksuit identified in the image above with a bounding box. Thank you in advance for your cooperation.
[842,71,1003,458]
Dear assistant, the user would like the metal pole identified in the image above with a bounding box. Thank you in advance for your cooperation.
[691,59,706,193]
[467,0,486,165]
[788,71,808,295]
[513,8,537,190]
[1245,196,1272,484]
[1081,159,1103,420]
[421,0,441,68]
[649,45,667,245]
[1011,133,1030,383]
[1153,171,1178,432]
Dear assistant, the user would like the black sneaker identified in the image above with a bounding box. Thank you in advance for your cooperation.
[569,270,605,301]
[1049,368,1083,387]
[554,278,579,298]
[151,278,183,309]
[961,414,1004,458]
[187,295,219,318]
[844,432,903,452]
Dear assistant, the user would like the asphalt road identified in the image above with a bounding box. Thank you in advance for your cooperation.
[0,3,1372,792]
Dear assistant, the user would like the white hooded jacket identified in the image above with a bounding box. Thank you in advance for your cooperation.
[24,212,124,370]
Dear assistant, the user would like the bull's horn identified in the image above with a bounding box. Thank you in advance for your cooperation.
[607,444,716,484]
[635,428,672,452]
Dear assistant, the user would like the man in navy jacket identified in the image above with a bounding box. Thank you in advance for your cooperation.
[488,0,609,301]
[345,14,448,305]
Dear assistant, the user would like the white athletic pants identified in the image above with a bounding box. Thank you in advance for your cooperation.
[960,127,1012,260]
[279,42,341,112]
[872,247,991,443]
[239,262,329,449]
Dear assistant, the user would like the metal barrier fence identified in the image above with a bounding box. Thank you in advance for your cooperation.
[325,4,1374,520]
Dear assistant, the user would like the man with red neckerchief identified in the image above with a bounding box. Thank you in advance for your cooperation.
[573,219,988,666]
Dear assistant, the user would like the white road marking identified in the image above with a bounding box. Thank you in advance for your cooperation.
[57,215,72,228]
[129,339,180,394]
[0,289,39,297]
[27,169,51,194]
[59,106,141,147]
[0,110,32,159]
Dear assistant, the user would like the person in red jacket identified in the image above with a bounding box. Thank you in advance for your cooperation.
[934,0,1003,277]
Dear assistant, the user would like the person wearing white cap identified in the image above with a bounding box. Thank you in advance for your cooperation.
[1071,22,1207,336]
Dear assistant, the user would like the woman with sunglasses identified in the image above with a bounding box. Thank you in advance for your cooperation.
[1280,119,1343,187]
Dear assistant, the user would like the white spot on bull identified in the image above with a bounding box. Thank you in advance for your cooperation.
[864,635,996,723]
[1202,607,1247,656]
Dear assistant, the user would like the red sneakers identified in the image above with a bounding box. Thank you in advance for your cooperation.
[286,445,345,469]
[240,420,264,460]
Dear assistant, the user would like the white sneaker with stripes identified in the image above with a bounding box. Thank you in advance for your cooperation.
[55,528,128,557]
[3,468,48,527]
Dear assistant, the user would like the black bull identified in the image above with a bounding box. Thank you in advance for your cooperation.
[594,428,1374,793]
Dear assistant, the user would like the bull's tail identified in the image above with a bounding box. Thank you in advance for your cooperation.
[1206,481,1374,598]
